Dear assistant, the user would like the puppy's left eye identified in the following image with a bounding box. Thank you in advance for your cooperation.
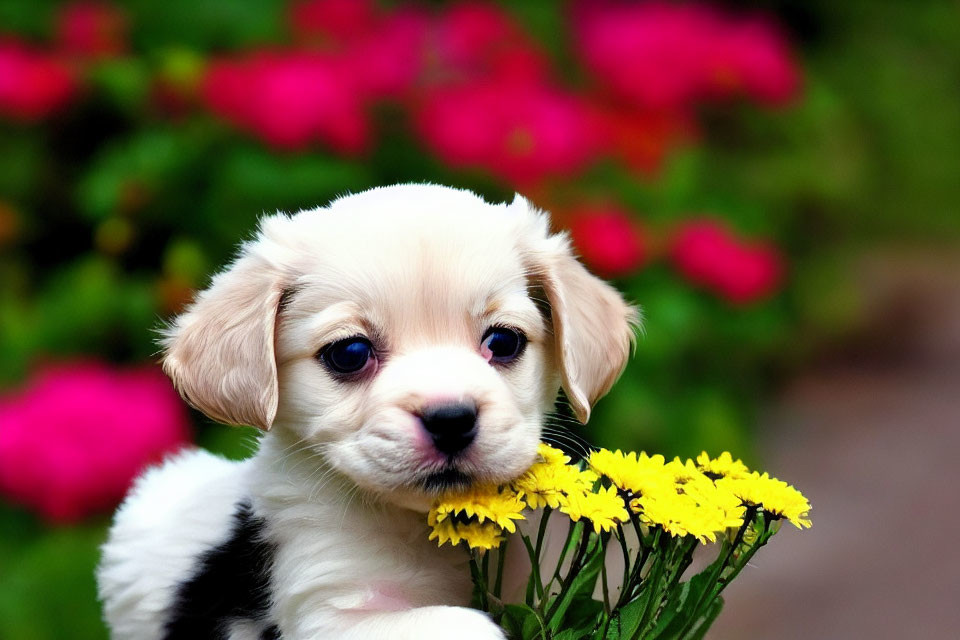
[481,327,526,364]
[319,337,375,376]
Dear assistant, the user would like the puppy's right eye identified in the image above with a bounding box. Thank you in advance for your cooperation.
[481,327,526,364]
[319,337,375,376]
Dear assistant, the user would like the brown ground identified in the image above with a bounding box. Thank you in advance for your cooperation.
[710,249,960,639]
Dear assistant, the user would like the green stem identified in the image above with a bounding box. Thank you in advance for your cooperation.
[630,509,646,547]
[599,531,612,616]
[646,536,697,630]
[543,519,579,601]
[493,538,508,600]
[522,534,545,604]
[710,530,773,598]
[528,507,552,608]
[535,507,553,565]
[469,554,489,611]
[705,514,778,605]
[598,609,613,639]
[613,524,632,609]
[679,528,773,638]
[625,510,650,600]
[482,549,490,588]
[627,526,659,603]
[634,531,668,638]
[677,508,758,638]
[544,526,592,621]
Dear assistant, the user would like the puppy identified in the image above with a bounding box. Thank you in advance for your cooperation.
[97,184,636,640]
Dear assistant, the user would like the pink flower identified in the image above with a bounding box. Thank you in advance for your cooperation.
[416,81,599,186]
[347,10,429,98]
[289,0,379,46]
[671,220,785,304]
[202,51,370,152]
[55,1,128,59]
[0,362,190,523]
[0,38,77,121]
[427,2,550,84]
[705,18,800,105]
[570,208,647,277]
[576,2,714,110]
[575,2,800,109]
[594,103,695,175]
[288,1,427,99]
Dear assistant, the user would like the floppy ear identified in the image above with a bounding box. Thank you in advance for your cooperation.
[518,201,639,424]
[161,249,286,431]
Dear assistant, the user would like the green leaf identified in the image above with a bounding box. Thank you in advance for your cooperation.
[609,590,650,639]
[77,129,200,220]
[0,525,110,640]
[90,58,151,113]
[202,145,372,243]
[647,570,715,640]
[547,541,605,633]
[682,597,724,640]
[502,604,547,640]
[563,596,603,636]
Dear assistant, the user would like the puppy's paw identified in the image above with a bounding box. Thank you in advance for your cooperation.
[415,606,506,640]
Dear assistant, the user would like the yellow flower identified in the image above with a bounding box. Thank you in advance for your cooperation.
[513,450,597,510]
[718,472,812,529]
[536,442,571,466]
[428,484,526,551]
[428,518,505,550]
[630,461,745,543]
[588,449,672,497]
[696,451,751,480]
[430,484,526,532]
[665,457,704,484]
[560,485,630,533]
[634,490,742,544]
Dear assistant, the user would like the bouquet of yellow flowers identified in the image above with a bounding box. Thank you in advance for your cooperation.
[428,444,810,640]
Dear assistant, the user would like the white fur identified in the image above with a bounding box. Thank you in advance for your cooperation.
[98,450,251,640]
[98,184,636,639]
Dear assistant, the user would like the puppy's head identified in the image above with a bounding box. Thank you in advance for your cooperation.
[162,185,637,506]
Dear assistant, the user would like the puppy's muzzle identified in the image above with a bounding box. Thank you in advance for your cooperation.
[419,401,478,456]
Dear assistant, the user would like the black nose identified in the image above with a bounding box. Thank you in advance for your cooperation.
[420,401,478,456]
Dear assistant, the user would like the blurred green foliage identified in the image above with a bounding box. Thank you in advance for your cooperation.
[0,1,958,639]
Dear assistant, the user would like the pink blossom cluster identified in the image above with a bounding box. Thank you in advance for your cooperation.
[570,208,648,278]
[670,220,785,304]
[1,0,800,190]
[198,0,799,187]
[0,0,796,302]
[410,3,596,186]
[415,82,599,187]
[0,2,127,120]
[202,1,429,151]
[202,1,596,184]
[203,52,371,153]
[577,1,800,110]
[567,208,783,304]
[55,1,128,59]
[0,38,77,121]
[0,362,190,523]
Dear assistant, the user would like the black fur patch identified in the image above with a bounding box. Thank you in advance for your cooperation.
[420,467,472,492]
[277,286,301,316]
[163,499,278,639]
[261,625,281,640]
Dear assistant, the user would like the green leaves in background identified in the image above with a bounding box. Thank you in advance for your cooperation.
[0,519,109,640]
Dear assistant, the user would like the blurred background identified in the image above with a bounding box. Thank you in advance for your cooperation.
[0,0,957,638]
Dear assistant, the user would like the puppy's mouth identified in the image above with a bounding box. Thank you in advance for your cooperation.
[418,467,472,493]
